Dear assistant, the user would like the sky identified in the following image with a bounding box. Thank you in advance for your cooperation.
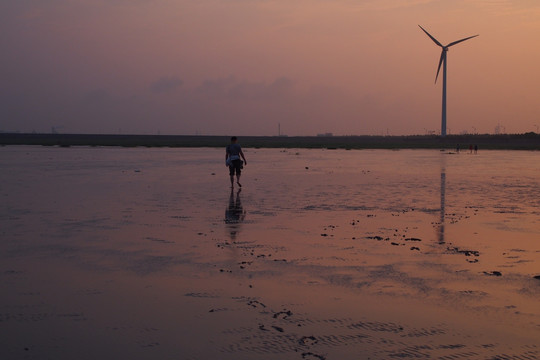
[1,0,540,136]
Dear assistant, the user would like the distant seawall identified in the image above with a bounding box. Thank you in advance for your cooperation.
[1,133,539,150]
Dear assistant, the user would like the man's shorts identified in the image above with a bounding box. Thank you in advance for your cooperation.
[229,159,242,176]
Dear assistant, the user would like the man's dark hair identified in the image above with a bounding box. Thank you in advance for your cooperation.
[231,136,237,142]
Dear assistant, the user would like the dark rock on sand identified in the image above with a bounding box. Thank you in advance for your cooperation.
[247,300,266,308]
[273,310,293,319]
[271,325,284,332]
[299,335,318,345]
[447,246,480,257]
[302,352,326,360]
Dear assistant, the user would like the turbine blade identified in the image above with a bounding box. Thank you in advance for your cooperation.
[418,25,443,47]
[435,50,445,83]
[447,34,479,47]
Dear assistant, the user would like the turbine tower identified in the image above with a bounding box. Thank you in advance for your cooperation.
[419,25,478,137]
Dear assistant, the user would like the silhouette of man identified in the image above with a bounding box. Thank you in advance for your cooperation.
[225,136,247,188]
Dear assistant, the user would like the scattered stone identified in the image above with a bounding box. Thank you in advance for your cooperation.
[273,310,292,319]
[405,237,422,242]
[438,344,466,350]
[410,247,420,251]
[302,352,326,360]
[483,271,502,276]
[534,275,540,280]
[271,325,284,332]
[299,335,318,345]
[247,300,266,308]
[447,246,479,257]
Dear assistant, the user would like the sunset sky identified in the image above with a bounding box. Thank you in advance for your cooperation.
[1,0,539,136]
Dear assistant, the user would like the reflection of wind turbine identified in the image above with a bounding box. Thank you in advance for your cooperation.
[419,25,478,137]
[438,156,446,244]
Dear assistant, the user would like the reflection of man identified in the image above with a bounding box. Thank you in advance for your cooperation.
[225,189,246,240]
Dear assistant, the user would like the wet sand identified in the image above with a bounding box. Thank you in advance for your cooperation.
[1,146,539,359]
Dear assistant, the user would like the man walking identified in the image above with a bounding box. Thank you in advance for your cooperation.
[225,136,247,188]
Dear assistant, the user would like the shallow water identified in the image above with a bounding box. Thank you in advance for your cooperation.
[1,146,539,359]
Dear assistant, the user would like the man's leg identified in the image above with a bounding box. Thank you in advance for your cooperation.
[234,161,242,187]
[229,166,235,188]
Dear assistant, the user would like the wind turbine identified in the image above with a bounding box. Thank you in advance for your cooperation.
[419,25,478,137]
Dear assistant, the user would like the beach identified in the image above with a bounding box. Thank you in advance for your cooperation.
[1,146,539,359]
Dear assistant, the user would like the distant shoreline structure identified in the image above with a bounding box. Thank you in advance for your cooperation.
[1,133,539,150]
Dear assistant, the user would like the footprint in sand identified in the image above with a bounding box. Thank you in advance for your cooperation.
[301,352,326,360]
[299,335,318,346]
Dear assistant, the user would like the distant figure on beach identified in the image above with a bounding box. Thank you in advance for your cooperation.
[226,136,247,188]
[474,144,478,154]
[469,144,473,154]
[456,144,460,153]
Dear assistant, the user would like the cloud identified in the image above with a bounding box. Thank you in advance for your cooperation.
[150,76,184,94]
[356,0,436,11]
[195,76,294,102]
